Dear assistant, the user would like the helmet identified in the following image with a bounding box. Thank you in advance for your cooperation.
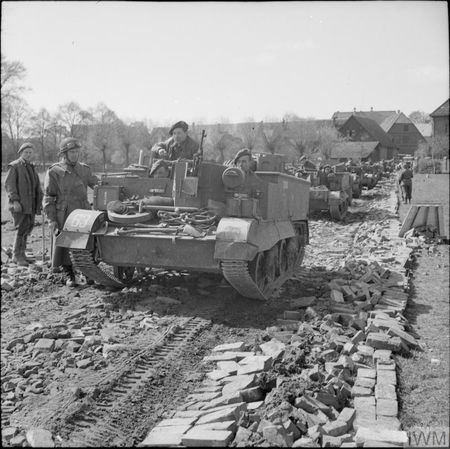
[59,137,81,153]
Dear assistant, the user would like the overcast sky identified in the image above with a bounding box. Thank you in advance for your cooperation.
[2,1,449,125]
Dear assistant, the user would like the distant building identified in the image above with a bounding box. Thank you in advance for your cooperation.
[329,141,385,163]
[332,109,425,155]
[430,99,449,138]
[338,115,397,159]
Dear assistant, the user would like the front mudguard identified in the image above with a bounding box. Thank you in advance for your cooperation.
[214,217,296,261]
[55,209,107,250]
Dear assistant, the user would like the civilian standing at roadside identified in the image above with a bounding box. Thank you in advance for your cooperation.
[5,142,43,266]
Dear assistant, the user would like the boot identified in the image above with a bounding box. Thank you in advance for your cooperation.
[63,265,78,288]
[22,235,34,263]
[12,235,28,266]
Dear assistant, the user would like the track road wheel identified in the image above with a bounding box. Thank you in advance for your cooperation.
[286,236,300,269]
[265,246,279,282]
[113,266,136,284]
[353,186,361,199]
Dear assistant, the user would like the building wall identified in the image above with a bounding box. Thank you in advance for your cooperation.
[432,116,450,138]
[386,123,424,155]
[339,118,371,141]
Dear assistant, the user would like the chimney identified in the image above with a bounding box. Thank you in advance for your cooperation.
[370,107,373,112]
[353,107,356,113]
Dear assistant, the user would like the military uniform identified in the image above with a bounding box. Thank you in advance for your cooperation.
[236,170,264,198]
[44,152,98,268]
[398,167,413,203]
[5,144,43,265]
[152,135,199,161]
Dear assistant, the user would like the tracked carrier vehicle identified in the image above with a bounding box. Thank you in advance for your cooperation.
[55,153,310,300]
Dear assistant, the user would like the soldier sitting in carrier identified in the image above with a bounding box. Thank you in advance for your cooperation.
[151,121,199,162]
[233,148,264,198]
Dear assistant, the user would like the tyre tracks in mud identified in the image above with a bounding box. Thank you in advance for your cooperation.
[59,316,211,447]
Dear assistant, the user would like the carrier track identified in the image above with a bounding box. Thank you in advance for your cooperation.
[61,316,210,447]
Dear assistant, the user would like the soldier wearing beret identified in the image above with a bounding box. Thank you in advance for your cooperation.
[5,142,44,266]
[151,121,199,162]
[233,148,263,198]
[43,137,98,286]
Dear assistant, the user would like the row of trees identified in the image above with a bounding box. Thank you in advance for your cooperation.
[1,54,349,170]
[2,55,157,170]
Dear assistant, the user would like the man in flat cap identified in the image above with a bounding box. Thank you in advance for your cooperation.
[5,142,44,266]
[233,148,263,198]
[43,137,98,286]
[151,121,199,162]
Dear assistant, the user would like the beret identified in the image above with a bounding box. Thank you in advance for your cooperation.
[323,164,331,169]
[149,158,169,177]
[233,148,252,165]
[59,137,81,153]
[18,142,34,154]
[169,121,188,136]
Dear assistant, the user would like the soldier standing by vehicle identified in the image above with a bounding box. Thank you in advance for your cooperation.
[5,142,44,266]
[43,137,98,286]
[398,162,413,204]
[151,121,199,162]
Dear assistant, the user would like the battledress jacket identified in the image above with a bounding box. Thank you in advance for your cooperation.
[152,136,199,161]
[5,158,43,215]
[43,161,98,229]
[398,168,413,186]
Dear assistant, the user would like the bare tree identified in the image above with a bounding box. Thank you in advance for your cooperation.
[1,55,27,104]
[2,97,32,153]
[57,102,93,137]
[408,110,431,124]
[29,108,52,169]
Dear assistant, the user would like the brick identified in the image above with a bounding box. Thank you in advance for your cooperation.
[342,342,357,355]
[357,345,374,357]
[351,386,372,397]
[357,368,376,379]
[284,419,302,440]
[284,310,304,320]
[238,355,273,370]
[337,408,355,430]
[196,404,246,425]
[194,421,236,432]
[201,392,242,410]
[372,349,392,363]
[263,425,293,447]
[212,342,245,352]
[322,435,343,446]
[353,396,375,410]
[322,419,348,437]
[33,339,55,352]
[376,399,398,417]
[377,360,396,371]
[187,391,222,402]
[222,374,256,397]
[293,437,319,447]
[321,349,338,362]
[203,353,239,363]
[233,426,254,445]
[182,429,234,447]
[239,386,264,403]
[236,364,264,376]
[387,327,420,348]
[26,428,54,447]
[260,339,286,360]
[355,427,408,446]
[247,400,264,410]
[158,417,198,427]
[354,377,375,389]
[316,392,340,409]
[216,361,241,373]
[375,383,396,401]
[377,370,397,385]
[290,296,316,308]
[331,290,345,303]
[366,333,392,350]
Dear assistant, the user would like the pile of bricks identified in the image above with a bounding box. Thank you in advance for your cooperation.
[140,244,417,447]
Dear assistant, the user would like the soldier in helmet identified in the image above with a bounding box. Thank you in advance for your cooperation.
[43,137,98,286]
[5,142,44,266]
[151,121,200,162]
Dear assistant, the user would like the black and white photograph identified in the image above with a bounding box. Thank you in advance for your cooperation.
[1,1,449,447]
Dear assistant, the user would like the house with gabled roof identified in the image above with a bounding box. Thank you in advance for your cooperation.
[333,109,425,155]
[337,114,398,160]
[430,99,449,139]
[329,141,382,162]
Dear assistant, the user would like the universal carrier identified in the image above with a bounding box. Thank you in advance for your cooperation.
[56,152,310,300]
